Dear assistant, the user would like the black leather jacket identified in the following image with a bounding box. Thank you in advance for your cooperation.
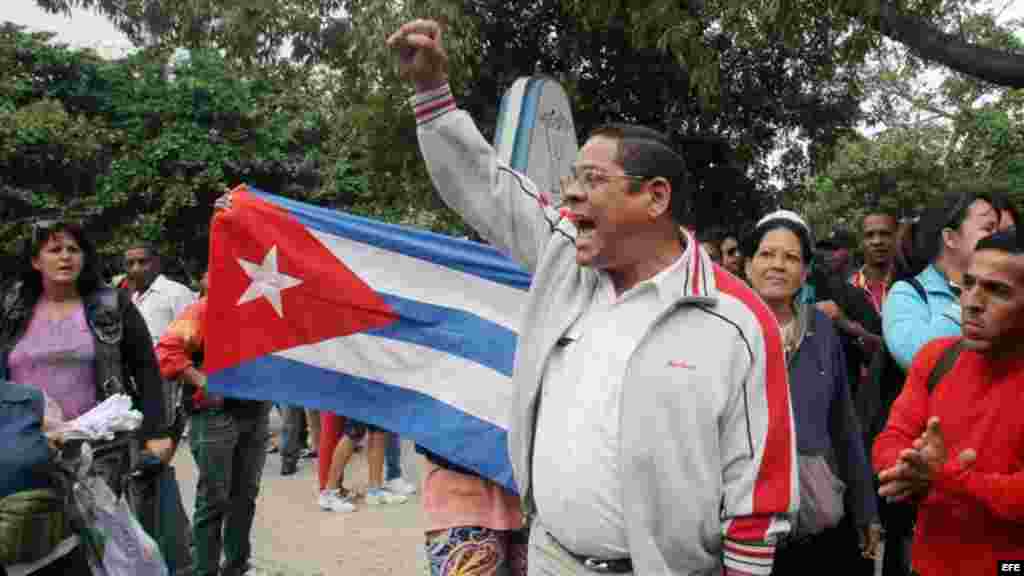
[0,283,170,441]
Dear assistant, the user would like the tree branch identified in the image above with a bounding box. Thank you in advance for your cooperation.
[876,0,1024,88]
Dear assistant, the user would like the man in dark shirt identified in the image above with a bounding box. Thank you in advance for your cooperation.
[813,230,883,397]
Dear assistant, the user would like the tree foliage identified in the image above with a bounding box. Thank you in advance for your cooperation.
[33,0,350,67]
[361,0,862,230]
[566,0,1024,90]
[21,0,1023,269]
[0,23,361,278]
[30,0,869,236]
[795,15,1024,237]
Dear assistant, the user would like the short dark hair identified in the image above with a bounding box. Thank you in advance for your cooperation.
[124,241,158,260]
[696,225,724,245]
[743,219,815,266]
[975,227,1022,255]
[818,229,856,251]
[588,124,692,224]
[863,210,898,225]
[16,220,102,307]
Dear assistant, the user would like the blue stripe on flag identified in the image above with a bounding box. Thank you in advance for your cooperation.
[372,294,517,377]
[247,187,532,292]
[210,355,517,493]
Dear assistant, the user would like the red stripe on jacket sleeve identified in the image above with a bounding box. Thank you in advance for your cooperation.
[714,267,795,536]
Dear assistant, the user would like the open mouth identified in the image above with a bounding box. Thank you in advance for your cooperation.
[573,216,597,238]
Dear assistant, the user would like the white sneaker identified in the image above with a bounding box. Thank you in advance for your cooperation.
[383,477,417,496]
[365,487,408,505]
[318,489,356,512]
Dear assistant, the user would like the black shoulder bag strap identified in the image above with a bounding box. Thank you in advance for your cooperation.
[925,340,965,395]
[904,276,928,303]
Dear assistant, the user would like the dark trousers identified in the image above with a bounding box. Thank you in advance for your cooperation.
[385,432,402,481]
[772,517,873,575]
[279,405,307,466]
[879,498,916,576]
[189,404,270,576]
[28,544,91,576]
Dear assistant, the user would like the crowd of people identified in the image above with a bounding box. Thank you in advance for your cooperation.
[390,17,1023,576]
[2,15,1023,576]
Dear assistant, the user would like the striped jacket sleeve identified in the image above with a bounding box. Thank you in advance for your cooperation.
[411,84,568,274]
[717,288,799,575]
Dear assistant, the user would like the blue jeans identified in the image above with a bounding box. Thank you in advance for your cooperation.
[385,432,402,482]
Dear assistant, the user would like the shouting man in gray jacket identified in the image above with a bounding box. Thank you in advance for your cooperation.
[389,20,799,576]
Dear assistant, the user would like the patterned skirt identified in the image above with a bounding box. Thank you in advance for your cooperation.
[425,526,528,576]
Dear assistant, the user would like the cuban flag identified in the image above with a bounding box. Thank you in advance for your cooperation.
[205,184,530,491]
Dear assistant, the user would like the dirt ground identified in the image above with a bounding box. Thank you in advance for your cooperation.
[172,409,427,576]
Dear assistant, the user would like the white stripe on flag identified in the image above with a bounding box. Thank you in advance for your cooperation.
[312,230,526,333]
[276,332,513,428]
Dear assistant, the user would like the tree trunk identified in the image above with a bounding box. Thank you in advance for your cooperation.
[876,0,1024,87]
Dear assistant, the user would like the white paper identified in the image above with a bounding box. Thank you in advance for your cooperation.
[56,394,143,441]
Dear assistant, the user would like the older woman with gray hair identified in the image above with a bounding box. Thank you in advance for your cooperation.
[743,210,881,574]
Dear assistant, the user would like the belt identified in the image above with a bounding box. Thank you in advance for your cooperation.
[546,530,633,574]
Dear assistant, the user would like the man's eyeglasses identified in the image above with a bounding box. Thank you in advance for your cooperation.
[561,166,649,196]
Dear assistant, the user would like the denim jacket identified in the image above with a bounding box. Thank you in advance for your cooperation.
[787,304,877,530]
[0,381,52,499]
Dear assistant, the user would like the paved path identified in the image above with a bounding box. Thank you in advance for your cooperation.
[172,411,427,576]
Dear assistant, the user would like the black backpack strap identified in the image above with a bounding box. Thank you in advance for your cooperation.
[902,276,928,303]
[925,340,964,394]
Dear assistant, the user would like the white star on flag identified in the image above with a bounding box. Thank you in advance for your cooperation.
[236,246,303,318]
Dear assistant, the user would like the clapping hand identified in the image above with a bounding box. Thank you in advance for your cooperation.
[878,417,976,503]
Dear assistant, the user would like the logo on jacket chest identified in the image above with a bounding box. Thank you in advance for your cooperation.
[667,359,697,370]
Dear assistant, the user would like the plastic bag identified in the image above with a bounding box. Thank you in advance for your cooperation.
[71,462,167,576]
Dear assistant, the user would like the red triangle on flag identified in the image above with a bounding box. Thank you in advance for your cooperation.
[205,185,398,374]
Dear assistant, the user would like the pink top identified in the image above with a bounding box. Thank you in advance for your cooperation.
[9,304,96,421]
[421,459,523,533]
